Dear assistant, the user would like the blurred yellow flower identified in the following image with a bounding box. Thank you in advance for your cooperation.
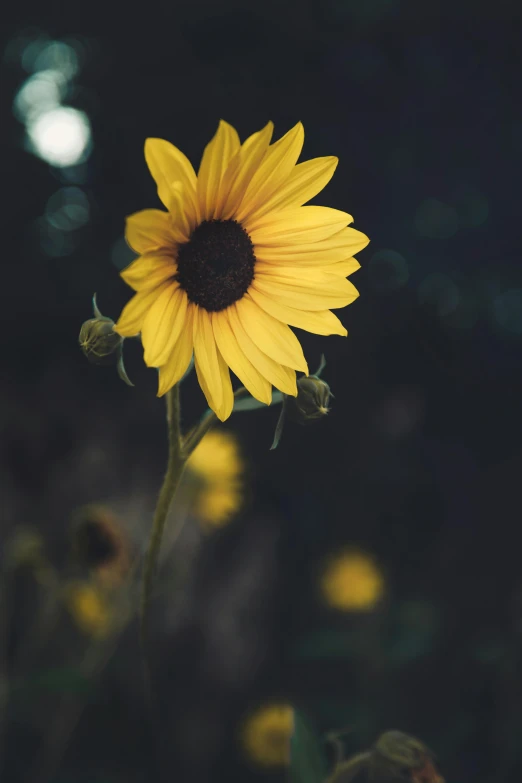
[64,581,112,638]
[320,550,384,611]
[196,484,242,524]
[241,703,294,767]
[186,429,243,527]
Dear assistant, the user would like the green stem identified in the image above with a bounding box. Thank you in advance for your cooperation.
[140,384,184,645]
[325,751,371,783]
[182,386,250,458]
[140,384,251,647]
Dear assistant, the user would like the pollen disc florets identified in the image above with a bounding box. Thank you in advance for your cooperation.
[175,219,256,312]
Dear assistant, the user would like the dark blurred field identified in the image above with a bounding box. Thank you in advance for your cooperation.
[2,1,522,781]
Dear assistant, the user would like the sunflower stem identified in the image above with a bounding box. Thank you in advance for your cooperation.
[140,383,185,648]
[181,387,250,458]
[139,383,252,685]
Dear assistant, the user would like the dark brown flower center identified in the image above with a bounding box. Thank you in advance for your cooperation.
[175,219,256,312]
[75,519,119,566]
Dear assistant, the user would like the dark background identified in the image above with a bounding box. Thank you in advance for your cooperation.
[2,0,522,781]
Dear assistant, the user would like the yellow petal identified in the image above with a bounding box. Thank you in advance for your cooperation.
[255,261,350,281]
[114,282,173,337]
[220,122,274,219]
[257,257,361,281]
[248,285,347,336]
[193,306,232,419]
[144,138,198,226]
[248,206,352,246]
[228,304,297,396]
[168,181,192,241]
[197,120,241,221]
[255,226,369,265]
[125,210,176,254]
[212,310,272,405]
[120,253,177,292]
[141,286,188,367]
[157,305,195,396]
[235,294,308,372]
[246,156,338,222]
[253,272,359,311]
[324,257,361,277]
[236,122,304,223]
[216,349,235,421]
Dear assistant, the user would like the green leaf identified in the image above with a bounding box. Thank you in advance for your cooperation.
[293,630,361,660]
[117,353,134,386]
[92,292,103,319]
[26,667,91,695]
[313,354,327,379]
[270,395,288,450]
[233,390,284,412]
[289,708,329,783]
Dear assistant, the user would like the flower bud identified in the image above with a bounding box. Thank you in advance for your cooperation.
[286,375,331,424]
[369,731,444,783]
[79,315,122,366]
[79,295,133,385]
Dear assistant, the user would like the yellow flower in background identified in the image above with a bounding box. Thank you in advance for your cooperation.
[71,504,131,587]
[320,550,384,611]
[241,703,294,767]
[186,429,243,527]
[64,581,112,638]
[114,121,369,420]
[196,483,242,525]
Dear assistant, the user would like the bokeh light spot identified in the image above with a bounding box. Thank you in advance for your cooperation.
[240,704,293,767]
[13,69,65,123]
[451,184,489,228]
[491,289,522,336]
[320,549,384,611]
[418,273,460,317]
[27,106,91,167]
[368,249,409,293]
[37,219,78,257]
[20,35,51,71]
[45,187,90,231]
[415,198,459,239]
[32,40,79,79]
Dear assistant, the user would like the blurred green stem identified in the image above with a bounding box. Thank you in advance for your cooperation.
[140,384,251,646]
[140,383,184,644]
[182,386,249,457]
[326,751,371,783]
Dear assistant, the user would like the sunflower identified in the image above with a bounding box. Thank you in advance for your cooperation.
[114,121,369,420]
